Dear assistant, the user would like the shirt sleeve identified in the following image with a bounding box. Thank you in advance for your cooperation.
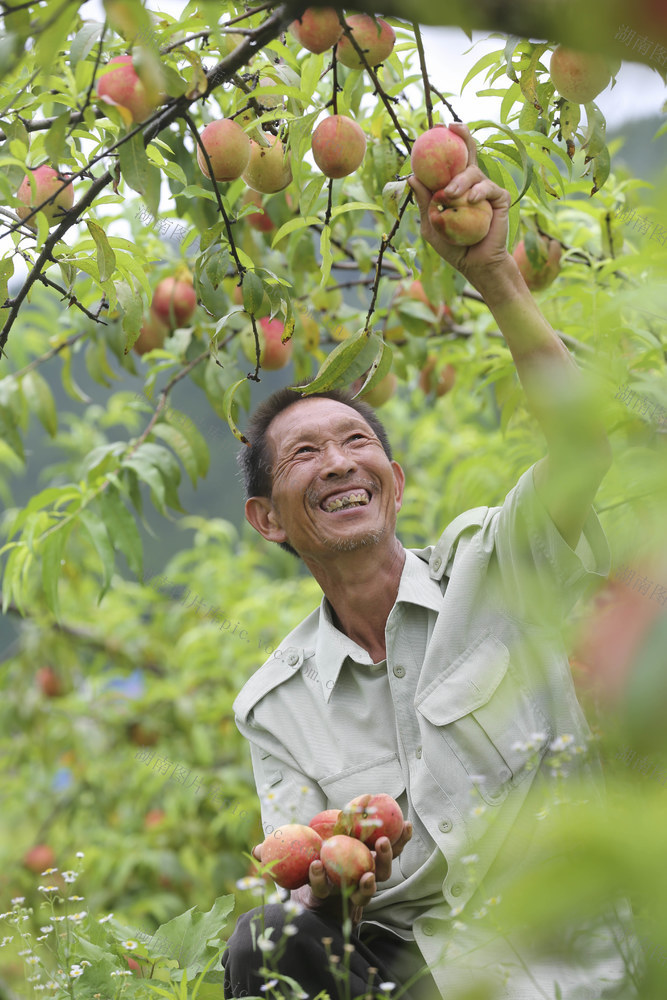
[485,463,611,626]
[236,712,327,836]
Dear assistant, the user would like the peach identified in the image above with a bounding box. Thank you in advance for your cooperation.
[133,311,169,355]
[259,317,292,369]
[410,125,468,192]
[342,792,404,847]
[513,235,562,291]
[312,115,367,178]
[151,276,197,329]
[289,8,343,53]
[309,809,350,839]
[360,373,397,407]
[36,664,64,697]
[97,54,161,122]
[336,15,395,69]
[197,119,251,182]
[549,46,611,104]
[320,835,375,888]
[23,844,56,873]
[260,823,322,890]
[242,189,275,232]
[419,356,457,397]
[16,166,74,228]
[428,190,493,246]
[242,134,292,193]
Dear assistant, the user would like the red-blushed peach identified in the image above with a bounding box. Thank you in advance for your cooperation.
[419,356,457,397]
[16,166,74,228]
[133,311,169,355]
[96,54,161,122]
[342,792,404,847]
[289,8,343,53]
[549,46,611,104]
[259,823,323,890]
[410,125,468,192]
[196,119,251,182]
[359,373,397,407]
[23,844,56,873]
[513,235,562,291]
[320,835,375,888]
[151,276,197,329]
[243,135,292,193]
[336,15,395,69]
[428,189,493,246]
[312,115,367,178]
[309,809,351,839]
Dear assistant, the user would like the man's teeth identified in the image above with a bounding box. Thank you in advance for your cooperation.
[323,491,369,512]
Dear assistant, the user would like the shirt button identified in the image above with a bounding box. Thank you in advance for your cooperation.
[451,882,464,897]
[416,747,422,759]
[432,556,442,572]
[393,665,406,678]
[286,652,299,666]
[438,819,452,833]
[498,767,511,782]
[422,921,435,936]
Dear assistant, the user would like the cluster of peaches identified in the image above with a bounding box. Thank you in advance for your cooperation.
[258,792,405,891]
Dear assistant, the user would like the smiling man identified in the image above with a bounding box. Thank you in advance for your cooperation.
[222,125,634,1000]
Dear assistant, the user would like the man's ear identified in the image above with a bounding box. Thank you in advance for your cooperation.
[245,496,289,545]
[392,460,405,513]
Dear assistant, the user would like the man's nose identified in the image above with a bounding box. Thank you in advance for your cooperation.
[320,442,356,477]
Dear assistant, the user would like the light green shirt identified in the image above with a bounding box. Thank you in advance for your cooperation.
[233,465,635,999]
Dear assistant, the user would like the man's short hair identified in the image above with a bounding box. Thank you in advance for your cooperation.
[237,384,394,558]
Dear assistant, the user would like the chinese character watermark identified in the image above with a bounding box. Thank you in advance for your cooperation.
[614,26,667,70]
[615,383,667,430]
[134,748,248,818]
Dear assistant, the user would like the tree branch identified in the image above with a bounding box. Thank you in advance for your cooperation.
[364,189,413,332]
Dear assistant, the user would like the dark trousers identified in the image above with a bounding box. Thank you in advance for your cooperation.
[222,903,440,1000]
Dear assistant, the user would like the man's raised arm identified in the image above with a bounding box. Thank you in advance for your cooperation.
[409,123,612,551]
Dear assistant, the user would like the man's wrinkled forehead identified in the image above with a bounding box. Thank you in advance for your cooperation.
[266,398,378,457]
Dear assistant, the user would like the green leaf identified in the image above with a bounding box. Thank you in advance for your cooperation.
[118,133,161,215]
[44,112,69,164]
[96,488,143,580]
[329,201,382,220]
[351,339,393,398]
[165,409,210,479]
[21,370,58,436]
[40,523,72,620]
[69,19,103,67]
[150,895,235,974]
[222,378,250,445]
[241,271,264,314]
[271,215,319,249]
[0,256,14,307]
[87,220,117,282]
[319,225,333,287]
[294,330,382,395]
[151,422,199,488]
[78,507,115,599]
[121,451,167,516]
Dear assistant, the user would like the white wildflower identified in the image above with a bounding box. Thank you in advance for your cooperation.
[61,871,77,883]
[461,854,479,865]
[283,924,298,936]
[11,897,25,905]
[41,868,58,876]
[75,852,84,859]
[98,913,113,923]
[122,940,138,950]
[283,899,304,916]
[473,907,488,919]
[40,925,53,933]
[69,965,84,978]
[68,895,84,902]
[379,982,396,992]
[260,980,279,992]
[235,876,265,892]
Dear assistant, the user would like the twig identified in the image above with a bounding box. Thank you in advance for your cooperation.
[131,348,212,447]
[413,23,433,129]
[336,12,411,152]
[429,83,461,122]
[183,111,245,280]
[364,189,413,333]
[11,330,89,378]
[247,313,261,381]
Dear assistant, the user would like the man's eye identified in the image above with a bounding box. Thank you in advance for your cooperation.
[295,445,315,454]
[348,434,366,442]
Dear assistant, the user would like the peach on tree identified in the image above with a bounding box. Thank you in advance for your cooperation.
[242,135,292,194]
[289,8,343,53]
[196,119,251,182]
[428,190,493,246]
[312,115,367,178]
[410,125,467,192]
[336,15,396,69]
[16,166,74,229]
[549,46,611,104]
[151,276,197,329]
[96,54,162,122]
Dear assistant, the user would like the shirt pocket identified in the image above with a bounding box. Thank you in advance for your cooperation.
[319,751,406,808]
[415,634,553,805]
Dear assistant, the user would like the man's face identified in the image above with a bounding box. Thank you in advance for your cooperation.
[256,398,405,559]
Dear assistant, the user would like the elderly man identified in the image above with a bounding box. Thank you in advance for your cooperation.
[222,124,631,1000]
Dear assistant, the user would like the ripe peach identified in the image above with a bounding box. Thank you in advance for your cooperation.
[419,356,457,397]
[260,823,322,890]
[549,46,611,104]
[342,793,404,847]
[320,835,375,888]
[97,54,161,122]
[312,115,367,178]
[513,235,562,291]
[289,8,343,53]
[242,135,292,193]
[16,166,74,229]
[411,125,468,192]
[336,15,395,69]
[196,119,251,182]
[151,276,197,329]
[144,809,166,829]
[133,311,169,355]
[309,809,351,839]
[36,665,64,697]
[428,190,493,246]
[23,844,56,873]
[360,373,397,407]
[242,189,275,232]
[260,317,292,369]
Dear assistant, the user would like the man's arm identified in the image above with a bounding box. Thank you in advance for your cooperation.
[409,124,612,550]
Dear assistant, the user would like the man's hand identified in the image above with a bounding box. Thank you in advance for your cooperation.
[408,122,511,288]
[252,822,413,925]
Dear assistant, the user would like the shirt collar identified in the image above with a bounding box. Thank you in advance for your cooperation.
[314,548,445,700]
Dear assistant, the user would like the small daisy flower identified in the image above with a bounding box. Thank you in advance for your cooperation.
[486,895,502,906]
[235,876,265,892]
[68,895,84,902]
[68,911,87,922]
[471,805,486,817]
[473,907,488,919]
[26,955,40,965]
[379,982,396,992]
[260,980,279,992]
[450,905,464,917]
[41,868,58,876]
[461,854,479,865]
[45,980,59,989]
[98,913,114,923]
[38,886,60,895]
[69,965,84,979]
[266,891,287,905]
[51,916,66,922]
[0,912,11,919]
[0,936,14,948]
[34,985,46,991]
[18,949,33,957]
[283,899,304,916]
[257,937,275,952]
[452,921,467,932]
[61,871,77,883]
[122,940,138,950]
[110,969,133,977]
[550,734,574,752]
[283,924,298,936]
[27,975,42,983]
[75,852,84,859]
[80,961,91,968]
[40,925,53,933]
[11,897,25,905]
[36,934,49,942]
